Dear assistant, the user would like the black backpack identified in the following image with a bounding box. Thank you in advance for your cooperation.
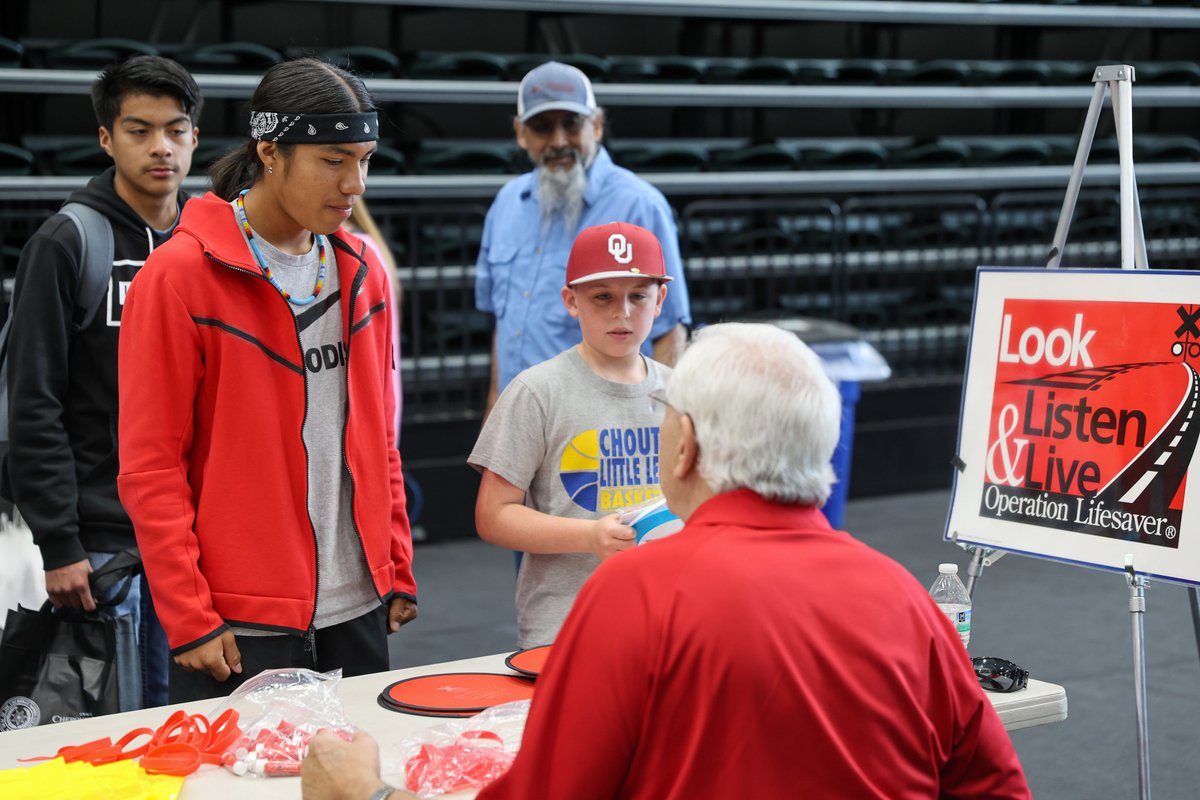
[0,203,114,505]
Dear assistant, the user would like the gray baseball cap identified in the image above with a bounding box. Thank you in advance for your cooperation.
[517,61,597,122]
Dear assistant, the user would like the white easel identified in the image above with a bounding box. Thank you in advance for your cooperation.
[1054,64,1152,800]
[959,64,1159,799]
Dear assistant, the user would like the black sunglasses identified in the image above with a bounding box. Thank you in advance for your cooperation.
[972,656,1029,693]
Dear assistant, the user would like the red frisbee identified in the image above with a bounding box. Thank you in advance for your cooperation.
[378,673,535,715]
[504,645,552,679]
[376,694,477,718]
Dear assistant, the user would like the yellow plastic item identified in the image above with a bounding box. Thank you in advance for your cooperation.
[0,757,186,799]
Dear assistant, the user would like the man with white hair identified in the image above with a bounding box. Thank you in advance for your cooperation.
[303,323,1030,800]
[475,61,691,414]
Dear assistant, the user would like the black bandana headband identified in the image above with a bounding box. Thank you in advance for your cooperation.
[249,111,378,143]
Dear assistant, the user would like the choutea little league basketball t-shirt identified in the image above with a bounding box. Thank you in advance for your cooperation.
[469,346,670,647]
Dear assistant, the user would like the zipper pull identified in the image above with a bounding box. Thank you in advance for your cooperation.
[303,625,317,669]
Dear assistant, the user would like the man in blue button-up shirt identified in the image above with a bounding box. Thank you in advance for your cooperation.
[476,61,692,413]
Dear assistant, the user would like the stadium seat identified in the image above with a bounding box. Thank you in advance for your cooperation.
[21,134,91,174]
[777,213,837,252]
[609,142,710,172]
[900,299,971,325]
[651,56,709,83]
[772,294,837,320]
[1136,61,1200,85]
[1134,136,1200,162]
[505,53,609,82]
[792,60,839,84]
[52,143,112,176]
[190,137,242,172]
[559,54,611,82]
[709,143,797,171]
[1089,137,1120,164]
[1070,213,1120,243]
[607,56,658,83]
[689,296,750,318]
[320,46,401,78]
[834,59,888,85]
[179,42,282,74]
[967,138,1053,166]
[973,60,1051,85]
[683,213,802,258]
[719,226,799,255]
[841,213,892,249]
[409,51,509,81]
[412,142,516,175]
[990,208,1057,246]
[1044,61,1093,84]
[609,55,709,83]
[415,220,484,263]
[0,143,34,176]
[45,38,157,69]
[897,217,975,247]
[705,57,794,85]
[423,308,494,348]
[890,140,972,168]
[800,141,889,170]
[368,144,408,175]
[894,60,971,85]
[0,37,23,68]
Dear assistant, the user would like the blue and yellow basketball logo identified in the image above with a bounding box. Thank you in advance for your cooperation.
[560,426,664,512]
[560,430,602,511]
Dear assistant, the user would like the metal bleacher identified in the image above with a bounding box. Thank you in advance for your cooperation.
[2,0,1199,513]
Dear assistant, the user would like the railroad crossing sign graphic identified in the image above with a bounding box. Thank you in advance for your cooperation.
[949,269,1200,586]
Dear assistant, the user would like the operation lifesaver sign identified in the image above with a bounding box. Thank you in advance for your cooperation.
[946,268,1200,586]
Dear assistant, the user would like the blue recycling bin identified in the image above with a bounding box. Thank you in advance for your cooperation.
[823,379,861,529]
[771,320,891,529]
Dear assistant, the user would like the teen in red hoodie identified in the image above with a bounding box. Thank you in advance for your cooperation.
[118,59,417,702]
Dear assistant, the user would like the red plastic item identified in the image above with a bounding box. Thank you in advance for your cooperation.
[140,742,203,776]
[20,708,244,778]
[504,645,552,679]
[380,673,535,715]
[404,731,514,795]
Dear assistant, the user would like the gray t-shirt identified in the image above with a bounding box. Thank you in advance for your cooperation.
[469,347,671,647]
[232,213,379,634]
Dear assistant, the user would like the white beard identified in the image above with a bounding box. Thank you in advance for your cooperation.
[536,149,587,234]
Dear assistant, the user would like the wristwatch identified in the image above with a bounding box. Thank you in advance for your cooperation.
[368,785,396,800]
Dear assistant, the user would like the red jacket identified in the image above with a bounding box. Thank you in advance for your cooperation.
[118,193,415,653]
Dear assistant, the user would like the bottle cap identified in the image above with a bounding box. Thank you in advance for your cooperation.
[938,563,958,574]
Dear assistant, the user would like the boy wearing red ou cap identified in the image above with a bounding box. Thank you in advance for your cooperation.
[470,221,674,648]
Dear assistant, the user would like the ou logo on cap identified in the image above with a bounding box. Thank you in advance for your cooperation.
[608,233,633,264]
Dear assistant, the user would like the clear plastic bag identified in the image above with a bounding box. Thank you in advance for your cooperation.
[399,700,531,798]
[213,667,355,778]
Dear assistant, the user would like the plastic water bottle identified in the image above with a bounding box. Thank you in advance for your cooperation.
[929,563,971,649]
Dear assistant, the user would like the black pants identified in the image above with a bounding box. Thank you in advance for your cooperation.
[167,605,390,703]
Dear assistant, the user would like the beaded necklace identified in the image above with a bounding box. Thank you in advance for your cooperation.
[235,189,326,306]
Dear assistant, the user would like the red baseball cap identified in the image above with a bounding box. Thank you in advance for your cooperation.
[566,221,673,286]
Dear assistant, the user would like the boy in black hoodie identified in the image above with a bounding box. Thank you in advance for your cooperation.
[6,55,202,709]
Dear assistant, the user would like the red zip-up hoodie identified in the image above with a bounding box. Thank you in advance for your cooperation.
[117,193,416,654]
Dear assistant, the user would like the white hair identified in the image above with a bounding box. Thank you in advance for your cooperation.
[536,149,587,233]
[666,322,842,505]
